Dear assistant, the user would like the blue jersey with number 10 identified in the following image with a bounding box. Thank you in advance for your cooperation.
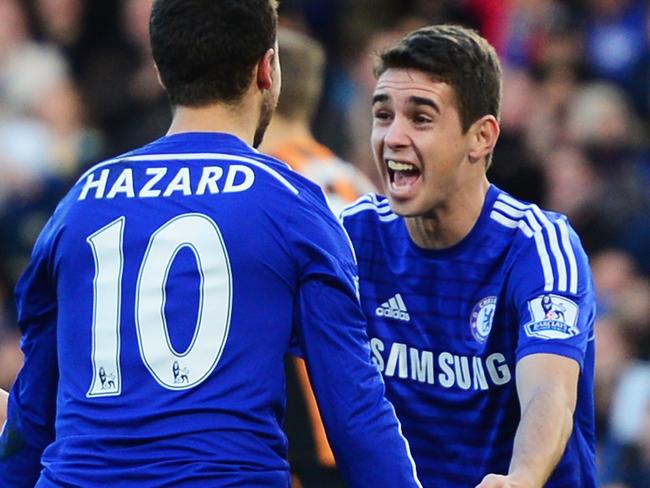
[0,132,421,488]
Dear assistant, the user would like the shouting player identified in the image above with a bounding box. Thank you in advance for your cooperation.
[0,1,422,487]
[341,25,596,487]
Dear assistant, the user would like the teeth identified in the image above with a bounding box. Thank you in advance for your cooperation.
[387,160,416,171]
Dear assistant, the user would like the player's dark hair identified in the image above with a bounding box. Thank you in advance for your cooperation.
[375,24,502,134]
[150,0,279,107]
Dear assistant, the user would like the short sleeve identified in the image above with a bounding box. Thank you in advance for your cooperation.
[507,216,596,368]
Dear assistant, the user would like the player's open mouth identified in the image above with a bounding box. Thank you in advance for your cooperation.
[386,159,421,193]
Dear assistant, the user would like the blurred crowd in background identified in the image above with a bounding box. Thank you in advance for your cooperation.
[1,0,650,486]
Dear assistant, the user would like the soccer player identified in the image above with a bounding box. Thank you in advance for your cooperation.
[0,1,422,487]
[341,25,596,487]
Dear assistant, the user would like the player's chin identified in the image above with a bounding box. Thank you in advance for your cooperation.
[386,196,421,217]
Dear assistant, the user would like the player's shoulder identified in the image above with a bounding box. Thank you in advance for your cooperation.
[259,151,326,197]
[253,153,356,250]
[340,193,398,227]
[488,186,583,251]
[489,186,592,295]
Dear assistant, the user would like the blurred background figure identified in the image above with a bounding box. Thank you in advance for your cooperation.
[1,0,650,484]
[260,28,375,215]
[583,0,650,118]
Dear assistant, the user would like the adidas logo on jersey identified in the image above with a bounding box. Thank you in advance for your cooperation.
[376,293,410,322]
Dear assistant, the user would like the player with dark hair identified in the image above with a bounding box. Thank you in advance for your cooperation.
[342,24,596,487]
[0,1,422,486]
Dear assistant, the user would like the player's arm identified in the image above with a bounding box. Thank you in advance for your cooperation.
[477,218,594,488]
[289,193,420,487]
[476,354,579,488]
[295,277,421,488]
[0,225,59,486]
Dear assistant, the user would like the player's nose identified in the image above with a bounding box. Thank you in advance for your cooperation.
[384,116,410,149]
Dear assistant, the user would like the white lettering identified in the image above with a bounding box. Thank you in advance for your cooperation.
[486,353,511,386]
[196,167,224,195]
[78,165,257,200]
[454,355,471,390]
[438,352,455,388]
[472,356,489,390]
[410,348,434,384]
[370,338,385,372]
[106,169,135,199]
[365,338,514,390]
[385,342,408,378]
[163,168,192,197]
[79,169,110,200]
[139,168,167,198]
[223,165,255,193]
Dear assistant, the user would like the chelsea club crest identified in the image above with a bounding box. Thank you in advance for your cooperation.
[470,296,497,343]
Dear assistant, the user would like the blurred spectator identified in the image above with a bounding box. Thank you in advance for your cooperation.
[591,249,640,315]
[594,315,634,440]
[0,54,104,265]
[525,26,583,161]
[584,0,650,116]
[30,0,122,73]
[261,28,375,215]
[0,0,65,118]
[542,145,623,254]
[498,0,573,69]
[591,248,650,483]
[564,83,650,257]
[31,0,89,71]
[78,0,169,156]
[620,209,650,278]
[603,381,650,487]
[489,67,545,204]
[610,363,650,446]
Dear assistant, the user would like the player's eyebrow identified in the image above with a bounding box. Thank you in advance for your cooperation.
[372,93,389,105]
[408,96,440,113]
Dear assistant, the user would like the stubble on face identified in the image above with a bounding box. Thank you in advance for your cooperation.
[253,89,276,148]
[253,49,281,149]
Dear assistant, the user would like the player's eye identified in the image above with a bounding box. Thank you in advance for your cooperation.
[413,114,432,125]
[373,110,393,121]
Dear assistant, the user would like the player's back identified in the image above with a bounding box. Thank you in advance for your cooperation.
[31,132,340,487]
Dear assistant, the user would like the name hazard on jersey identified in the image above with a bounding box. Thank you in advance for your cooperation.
[370,337,512,390]
[78,165,255,201]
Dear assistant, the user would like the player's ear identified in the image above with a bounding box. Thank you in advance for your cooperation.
[256,47,276,91]
[153,62,165,90]
[467,115,500,165]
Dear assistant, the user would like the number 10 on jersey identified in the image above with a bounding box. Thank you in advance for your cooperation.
[86,213,233,397]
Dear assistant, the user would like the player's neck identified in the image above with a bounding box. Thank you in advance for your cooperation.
[258,115,313,153]
[405,176,490,250]
[167,101,259,147]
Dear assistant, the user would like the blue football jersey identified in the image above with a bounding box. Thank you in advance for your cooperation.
[341,186,597,487]
[0,132,421,488]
